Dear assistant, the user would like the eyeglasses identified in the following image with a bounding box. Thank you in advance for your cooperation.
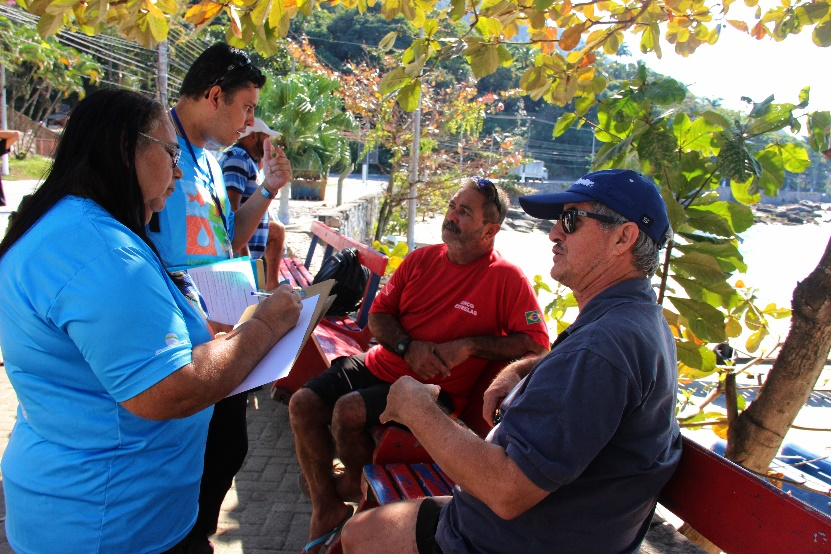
[206,49,252,94]
[475,177,502,217]
[139,132,181,168]
[558,208,620,234]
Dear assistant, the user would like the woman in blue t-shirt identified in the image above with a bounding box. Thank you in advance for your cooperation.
[0,89,302,554]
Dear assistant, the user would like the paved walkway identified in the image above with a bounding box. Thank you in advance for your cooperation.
[0,175,387,554]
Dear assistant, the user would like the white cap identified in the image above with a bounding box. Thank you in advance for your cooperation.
[239,117,280,139]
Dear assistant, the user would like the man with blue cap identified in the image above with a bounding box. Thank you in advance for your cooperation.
[340,169,682,554]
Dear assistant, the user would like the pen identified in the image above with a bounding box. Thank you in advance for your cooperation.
[251,290,306,299]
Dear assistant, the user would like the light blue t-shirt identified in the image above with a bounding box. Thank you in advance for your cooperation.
[0,196,214,553]
[150,138,236,269]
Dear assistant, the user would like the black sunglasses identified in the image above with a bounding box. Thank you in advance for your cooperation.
[475,177,502,217]
[558,208,620,234]
[205,49,252,96]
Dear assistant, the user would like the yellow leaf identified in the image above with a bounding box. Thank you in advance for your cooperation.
[727,19,749,32]
[712,423,729,440]
[558,22,584,51]
[226,6,242,38]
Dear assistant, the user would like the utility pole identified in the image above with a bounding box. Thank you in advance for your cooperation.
[406,30,424,251]
[278,56,297,225]
[157,41,169,107]
[1,64,8,177]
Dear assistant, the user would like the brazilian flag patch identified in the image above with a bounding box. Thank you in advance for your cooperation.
[525,310,542,325]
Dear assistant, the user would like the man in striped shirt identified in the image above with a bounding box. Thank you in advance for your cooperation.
[220,117,286,289]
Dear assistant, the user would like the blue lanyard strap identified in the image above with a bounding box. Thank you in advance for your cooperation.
[170,108,229,233]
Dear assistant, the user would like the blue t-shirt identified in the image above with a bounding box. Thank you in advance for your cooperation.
[0,196,214,553]
[219,144,269,259]
[437,279,682,554]
[150,138,236,269]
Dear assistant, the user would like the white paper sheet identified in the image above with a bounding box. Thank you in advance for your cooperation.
[187,258,259,325]
[227,294,319,396]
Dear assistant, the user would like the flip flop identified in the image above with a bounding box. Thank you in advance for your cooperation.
[303,506,354,553]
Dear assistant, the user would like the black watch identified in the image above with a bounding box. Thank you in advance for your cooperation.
[394,336,412,357]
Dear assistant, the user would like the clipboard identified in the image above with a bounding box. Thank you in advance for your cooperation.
[227,279,336,396]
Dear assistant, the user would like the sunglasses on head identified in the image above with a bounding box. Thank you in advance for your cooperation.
[475,177,502,217]
[205,50,253,96]
[558,208,620,234]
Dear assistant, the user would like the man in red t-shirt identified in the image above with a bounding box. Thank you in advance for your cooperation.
[288,177,550,554]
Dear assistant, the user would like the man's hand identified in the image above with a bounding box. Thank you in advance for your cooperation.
[380,376,441,425]
[432,339,472,371]
[405,340,451,381]
[262,139,291,194]
[482,356,542,426]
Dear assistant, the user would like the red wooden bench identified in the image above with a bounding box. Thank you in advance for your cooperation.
[348,434,831,554]
[270,220,388,403]
[323,352,831,554]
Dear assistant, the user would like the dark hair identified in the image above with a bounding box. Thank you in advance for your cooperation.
[0,88,167,262]
[179,43,266,101]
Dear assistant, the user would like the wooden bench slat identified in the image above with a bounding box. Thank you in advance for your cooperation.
[411,463,452,497]
[386,463,426,500]
[658,436,831,553]
[364,464,401,506]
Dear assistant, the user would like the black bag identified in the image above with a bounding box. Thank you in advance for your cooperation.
[313,247,370,316]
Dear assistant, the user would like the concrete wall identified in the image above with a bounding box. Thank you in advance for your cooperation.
[317,192,381,245]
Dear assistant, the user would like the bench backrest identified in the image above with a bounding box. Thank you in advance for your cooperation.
[659,436,831,553]
[306,220,388,329]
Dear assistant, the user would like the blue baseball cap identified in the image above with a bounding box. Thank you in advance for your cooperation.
[519,169,670,246]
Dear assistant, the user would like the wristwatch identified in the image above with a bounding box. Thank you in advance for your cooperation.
[259,183,277,200]
[394,336,412,357]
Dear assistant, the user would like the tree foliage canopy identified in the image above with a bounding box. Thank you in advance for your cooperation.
[15,0,831,112]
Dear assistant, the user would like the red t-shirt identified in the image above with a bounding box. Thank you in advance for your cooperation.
[366,244,549,411]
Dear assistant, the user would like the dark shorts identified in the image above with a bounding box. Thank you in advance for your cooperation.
[416,497,446,554]
[302,354,454,426]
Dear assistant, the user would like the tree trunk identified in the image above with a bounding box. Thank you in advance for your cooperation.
[725,236,831,474]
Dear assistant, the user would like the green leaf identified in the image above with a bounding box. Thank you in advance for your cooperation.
[777,142,811,173]
[677,116,720,156]
[676,241,747,273]
[701,110,732,130]
[809,111,831,152]
[397,79,422,112]
[669,297,727,343]
[645,78,687,106]
[378,67,409,95]
[676,341,718,376]
[673,275,741,310]
[761,303,791,319]
[747,103,796,136]
[593,135,634,168]
[379,31,398,51]
[423,19,438,37]
[637,125,678,172]
[688,201,755,234]
[745,328,767,353]
[671,251,729,285]
[717,136,762,182]
[683,208,738,238]
[755,147,785,197]
[449,0,466,20]
[813,18,831,47]
[798,86,810,109]
[467,43,499,78]
[553,112,576,138]
[731,177,762,205]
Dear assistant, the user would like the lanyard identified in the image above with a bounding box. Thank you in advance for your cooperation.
[170,108,229,233]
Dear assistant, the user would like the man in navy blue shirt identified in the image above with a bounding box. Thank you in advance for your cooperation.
[341,169,682,554]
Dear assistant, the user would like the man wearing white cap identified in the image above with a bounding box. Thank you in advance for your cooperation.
[220,117,286,289]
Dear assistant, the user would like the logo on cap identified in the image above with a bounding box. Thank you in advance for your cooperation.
[640,214,653,227]
[574,178,595,187]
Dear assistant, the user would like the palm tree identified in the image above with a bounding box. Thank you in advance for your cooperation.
[259,72,357,199]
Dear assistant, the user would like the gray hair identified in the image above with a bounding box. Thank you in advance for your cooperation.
[590,202,668,277]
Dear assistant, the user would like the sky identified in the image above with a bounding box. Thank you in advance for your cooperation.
[628,24,830,114]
